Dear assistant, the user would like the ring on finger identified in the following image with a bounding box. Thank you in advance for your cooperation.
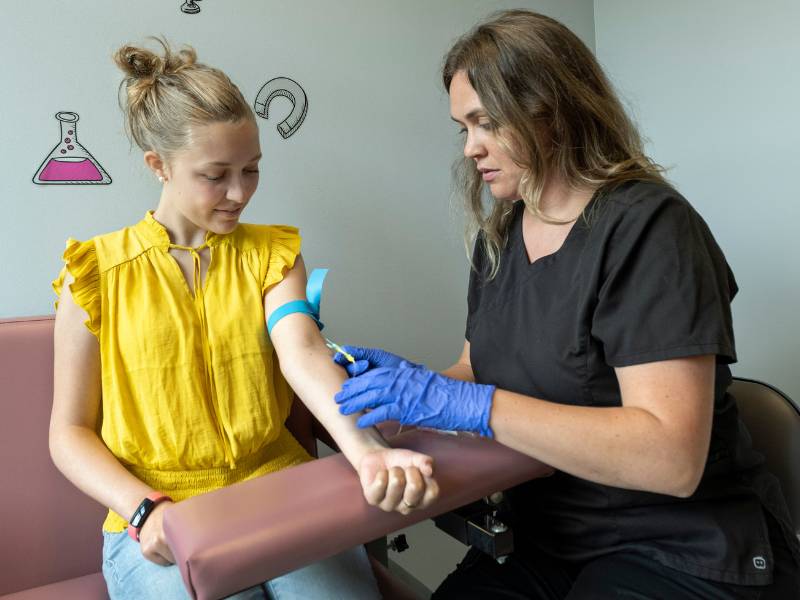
[402,500,418,509]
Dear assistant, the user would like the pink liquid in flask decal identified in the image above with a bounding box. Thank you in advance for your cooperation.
[39,158,103,181]
[32,112,111,185]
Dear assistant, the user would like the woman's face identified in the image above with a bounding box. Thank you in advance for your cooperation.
[162,118,261,234]
[449,70,526,202]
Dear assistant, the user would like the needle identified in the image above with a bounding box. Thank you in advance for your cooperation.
[325,338,355,363]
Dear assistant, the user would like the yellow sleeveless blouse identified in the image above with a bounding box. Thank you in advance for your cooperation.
[53,212,313,532]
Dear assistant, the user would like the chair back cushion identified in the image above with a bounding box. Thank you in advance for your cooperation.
[0,316,107,595]
[731,377,800,533]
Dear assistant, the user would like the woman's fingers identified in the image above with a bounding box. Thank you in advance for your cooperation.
[356,405,396,428]
[336,388,388,414]
[335,355,370,378]
[347,360,370,377]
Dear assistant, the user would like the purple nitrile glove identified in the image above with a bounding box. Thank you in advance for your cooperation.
[333,345,422,378]
[335,365,495,438]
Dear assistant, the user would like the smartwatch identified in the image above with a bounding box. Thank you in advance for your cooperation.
[127,491,173,542]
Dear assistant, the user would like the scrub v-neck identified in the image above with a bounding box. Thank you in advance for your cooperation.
[513,190,599,272]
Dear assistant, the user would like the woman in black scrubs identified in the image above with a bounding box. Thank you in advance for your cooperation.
[334,9,800,599]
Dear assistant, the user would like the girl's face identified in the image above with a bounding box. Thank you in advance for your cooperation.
[449,70,526,202]
[162,119,261,235]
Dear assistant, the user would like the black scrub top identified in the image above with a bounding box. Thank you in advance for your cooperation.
[466,180,799,586]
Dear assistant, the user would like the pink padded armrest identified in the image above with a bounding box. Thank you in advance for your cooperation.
[164,429,552,600]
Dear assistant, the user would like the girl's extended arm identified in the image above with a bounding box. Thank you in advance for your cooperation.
[265,255,439,513]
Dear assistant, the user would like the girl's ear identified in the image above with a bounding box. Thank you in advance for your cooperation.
[143,151,168,181]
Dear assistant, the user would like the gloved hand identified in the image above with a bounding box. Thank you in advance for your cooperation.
[335,366,495,438]
[333,345,422,378]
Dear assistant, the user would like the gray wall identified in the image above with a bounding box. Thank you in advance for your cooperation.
[594,0,800,401]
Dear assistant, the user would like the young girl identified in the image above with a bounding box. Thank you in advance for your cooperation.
[49,38,438,599]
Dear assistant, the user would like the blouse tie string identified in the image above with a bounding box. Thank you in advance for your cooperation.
[169,242,235,469]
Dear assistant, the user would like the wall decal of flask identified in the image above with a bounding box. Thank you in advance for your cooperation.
[254,77,308,139]
[33,112,111,185]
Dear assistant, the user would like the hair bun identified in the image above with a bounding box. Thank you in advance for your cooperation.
[113,36,252,158]
[114,38,197,81]
[118,46,163,79]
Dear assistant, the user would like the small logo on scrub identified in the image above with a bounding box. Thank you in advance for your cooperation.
[752,556,767,570]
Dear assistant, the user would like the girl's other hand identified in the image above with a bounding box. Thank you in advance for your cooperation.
[137,501,176,565]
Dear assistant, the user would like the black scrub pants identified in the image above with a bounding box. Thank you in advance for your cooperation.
[432,513,799,600]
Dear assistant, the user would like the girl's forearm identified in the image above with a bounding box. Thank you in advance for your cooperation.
[49,424,154,521]
[279,341,386,467]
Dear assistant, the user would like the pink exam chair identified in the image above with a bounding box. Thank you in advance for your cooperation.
[0,315,552,599]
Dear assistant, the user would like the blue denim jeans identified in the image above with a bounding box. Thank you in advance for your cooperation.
[102,531,381,599]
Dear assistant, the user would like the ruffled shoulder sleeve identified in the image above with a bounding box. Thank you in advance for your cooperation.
[52,238,101,337]
[261,225,302,294]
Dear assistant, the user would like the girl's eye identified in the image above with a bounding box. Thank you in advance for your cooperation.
[204,174,224,181]
[478,122,493,131]
[457,127,467,135]
[244,169,260,175]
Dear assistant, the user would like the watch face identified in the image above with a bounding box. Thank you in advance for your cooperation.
[129,498,155,528]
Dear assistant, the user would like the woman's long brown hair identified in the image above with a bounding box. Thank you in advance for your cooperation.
[444,10,668,278]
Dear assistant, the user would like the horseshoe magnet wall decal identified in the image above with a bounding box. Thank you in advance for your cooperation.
[254,77,308,139]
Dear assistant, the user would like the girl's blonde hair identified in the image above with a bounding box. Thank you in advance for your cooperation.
[443,10,668,279]
[113,37,254,163]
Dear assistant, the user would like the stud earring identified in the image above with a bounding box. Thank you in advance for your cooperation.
[158,175,165,184]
